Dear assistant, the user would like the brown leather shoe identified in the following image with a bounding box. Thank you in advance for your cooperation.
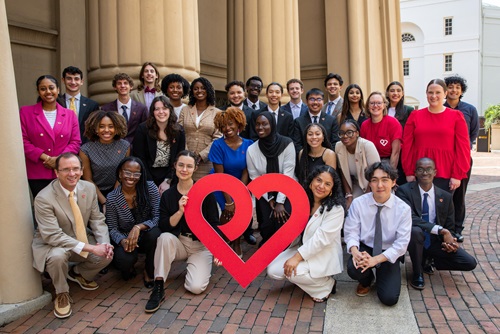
[356,283,370,297]
[54,292,72,319]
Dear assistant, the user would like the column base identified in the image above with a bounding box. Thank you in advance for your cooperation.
[0,291,52,326]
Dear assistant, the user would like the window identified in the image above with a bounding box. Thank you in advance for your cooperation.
[444,17,453,36]
[401,33,415,42]
[444,54,453,72]
[403,59,410,76]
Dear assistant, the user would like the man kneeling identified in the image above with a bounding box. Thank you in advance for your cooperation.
[32,153,113,318]
[396,157,477,290]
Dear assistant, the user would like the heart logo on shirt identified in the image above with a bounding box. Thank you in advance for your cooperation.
[184,173,309,288]
[380,139,389,146]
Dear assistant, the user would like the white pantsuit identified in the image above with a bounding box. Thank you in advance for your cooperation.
[267,205,344,298]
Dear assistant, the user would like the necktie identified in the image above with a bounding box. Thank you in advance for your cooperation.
[69,191,89,258]
[422,193,431,249]
[327,101,334,115]
[252,104,257,110]
[69,97,77,114]
[312,116,318,124]
[373,205,384,256]
[145,86,156,94]
[121,105,129,123]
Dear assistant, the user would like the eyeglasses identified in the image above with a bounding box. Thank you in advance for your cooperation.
[338,130,357,138]
[122,170,142,179]
[415,167,435,174]
[58,167,81,174]
[308,98,323,103]
[369,102,384,106]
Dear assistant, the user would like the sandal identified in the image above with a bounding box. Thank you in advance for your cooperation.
[312,295,329,303]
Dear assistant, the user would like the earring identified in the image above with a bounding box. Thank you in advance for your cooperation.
[329,191,332,197]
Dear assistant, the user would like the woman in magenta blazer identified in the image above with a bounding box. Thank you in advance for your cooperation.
[20,75,81,197]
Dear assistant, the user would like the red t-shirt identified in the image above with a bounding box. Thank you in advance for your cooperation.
[360,116,402,158]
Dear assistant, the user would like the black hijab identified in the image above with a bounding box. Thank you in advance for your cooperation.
[256,111,292,174]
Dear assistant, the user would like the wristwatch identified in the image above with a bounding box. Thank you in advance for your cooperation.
[437,226,444,235]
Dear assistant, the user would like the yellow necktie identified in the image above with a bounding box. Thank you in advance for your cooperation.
[69,191,89,258]
[69,97,77,114]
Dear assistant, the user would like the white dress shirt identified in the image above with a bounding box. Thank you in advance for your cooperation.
[65,93,81,115]
[117,99,132,117]
[344,193,412,263]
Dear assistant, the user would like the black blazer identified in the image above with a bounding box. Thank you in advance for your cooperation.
[243,99,267,110]
[59,94,99,141]
[101,99,148,144]
[219,104,258,141]
[292,111,340,152]
[281,102,308,119]
[259,106,294,139]
[395,181,455,233]
[132,122,186,186]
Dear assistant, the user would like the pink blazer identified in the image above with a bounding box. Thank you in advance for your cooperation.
[20,102,81,179]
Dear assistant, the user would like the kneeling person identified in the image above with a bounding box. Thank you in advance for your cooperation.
[395,157,477,290]
[33,153,113,318]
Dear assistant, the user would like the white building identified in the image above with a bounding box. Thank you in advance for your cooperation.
[400,0,500,115]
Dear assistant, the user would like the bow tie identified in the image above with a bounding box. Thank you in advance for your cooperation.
[145,87,156,94]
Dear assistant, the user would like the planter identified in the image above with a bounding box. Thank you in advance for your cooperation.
[491,123,500,150]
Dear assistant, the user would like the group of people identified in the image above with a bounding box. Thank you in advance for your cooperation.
[21,63,478,318]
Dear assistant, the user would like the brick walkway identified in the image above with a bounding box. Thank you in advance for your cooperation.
[1,152,499,333]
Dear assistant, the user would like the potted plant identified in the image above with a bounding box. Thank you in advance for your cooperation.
[484,104,500,150]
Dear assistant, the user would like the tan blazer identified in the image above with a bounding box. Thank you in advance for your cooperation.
[178,105,222,181]
[32,179,110,272]
[130,89,164,107]
[292,205,345,277]
[335,137,380,193]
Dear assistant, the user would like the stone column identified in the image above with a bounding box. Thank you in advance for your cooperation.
[324,0,350,84]
[87,0,201,104]
[0,0,44,305]
[346,0,403,92]
[227,0,301,93]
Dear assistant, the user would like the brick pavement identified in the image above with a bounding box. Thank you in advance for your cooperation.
[1,151,499,333]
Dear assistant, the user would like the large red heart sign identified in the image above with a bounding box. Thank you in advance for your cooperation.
[184,173,309,288]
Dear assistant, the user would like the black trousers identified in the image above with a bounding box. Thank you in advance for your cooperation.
[113,226,161,279]
[29,179,53,198]
[408,226,477,276]
[347,243,402,306]
[255,197,291,246]
[452,158,473,234]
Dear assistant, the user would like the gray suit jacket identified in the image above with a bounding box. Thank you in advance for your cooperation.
[321,97,344,118]
[32,179,109,272]
[130,89,164,107]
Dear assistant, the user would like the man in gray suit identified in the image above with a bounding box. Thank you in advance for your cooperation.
[59,66,100,142]
[32,153,113,319]
[321,73,344,118]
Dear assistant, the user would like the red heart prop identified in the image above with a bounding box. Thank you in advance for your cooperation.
[184,173,309,288]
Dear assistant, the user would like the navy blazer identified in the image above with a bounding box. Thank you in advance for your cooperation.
[292,111,340,152]
[59,94,100,141]
[281,101,308,119]
[395,181,455,234]
[132,122,186,186]
[101,99,148,144]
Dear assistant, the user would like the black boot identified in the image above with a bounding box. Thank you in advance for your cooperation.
[145,280,165,313]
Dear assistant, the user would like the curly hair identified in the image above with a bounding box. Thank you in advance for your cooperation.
[444,75,468,98]
[365,91,388,118]
[297,123,332,183]
[146,96,181,142]
[83,109,128,142]
[304,165,345,214]
[115,157,153,222]
[112,73,134,88]
[213,107,247,133]
[161,73,190,98]
[339,84,366,124]
[137,62,161,92]
[188,77,216,106]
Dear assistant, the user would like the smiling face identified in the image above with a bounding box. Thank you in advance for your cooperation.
[387,84,403,106]
[63,73,83,95]
[120,160,142,190]
[368,94,385,120]
[175,155,197,181]
[426,83,447,109]
[369,168,396,204]
[339,122,359,148]
[306,94,324,115]
[309,171,334,202]
[142,65,158,85]
[55,156,83,191]
[166,82,183,102]
[38,78,60,105]
[246,80,262,99]
[255,115,272,139]
[153,100,170,124]
[193,81,207,102]
[222,118,239,139]
[287,82,303,100]
[115,79,131,97]
[97,116,116,144]
[306,125,324,148]
[266,84,282,107]
[326,78,341,98]
[415,158,437,189]
[348,88,361,104]
[446,83,462,102]
[227,84,245,107]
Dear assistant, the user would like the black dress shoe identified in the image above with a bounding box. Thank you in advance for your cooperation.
[423,264,435,275]
[244,234,257,245]
[410,274,425,290]
[455,233,464,243]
